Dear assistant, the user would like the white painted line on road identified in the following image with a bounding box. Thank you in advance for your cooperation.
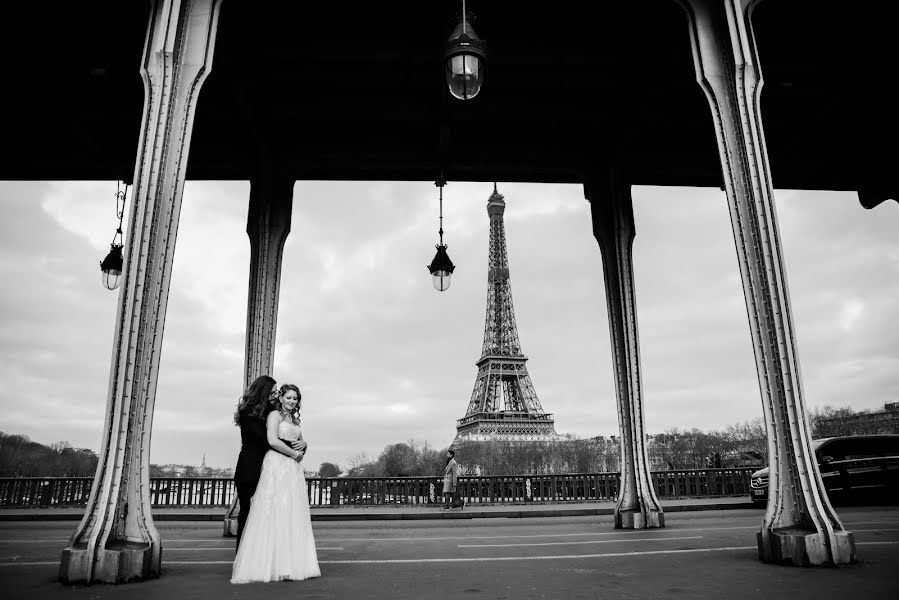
[459,535,703,548]
[0,539,231,544]
[7,543,899,568]
[318,546,759,563]
[3,524,893,549]
[631,526,756,534]
[165,540,230,543]
[319,533,618,542]
[0,526,762,546]
[856,541,899,546]
[0,546,757,567]
[317,526,756,543]
[165,547,343,551]
[0,540,69,544]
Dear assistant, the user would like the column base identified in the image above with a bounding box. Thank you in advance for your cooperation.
[757,528,857,567]
[60,541,160,584]
[615,507,665,529]
[223,516,238,537]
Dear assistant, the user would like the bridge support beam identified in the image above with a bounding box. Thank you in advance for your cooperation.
[678,0,856,566]
[223,170,294,537]
[59,0,222,583]
[585,168,664,530]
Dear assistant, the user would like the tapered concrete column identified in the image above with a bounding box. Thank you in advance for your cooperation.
[585,169,664,530]
[857,189,897,210]
[243,172,294,388]
[59,0,222,584]
[678,0,855,566]
[222,171,293,537]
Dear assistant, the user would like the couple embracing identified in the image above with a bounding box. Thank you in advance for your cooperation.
[231,375,320,584]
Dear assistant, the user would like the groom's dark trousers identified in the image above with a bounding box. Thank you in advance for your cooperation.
[234,415,269,550]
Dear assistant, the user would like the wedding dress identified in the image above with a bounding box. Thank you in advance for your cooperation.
[231,419,321,583]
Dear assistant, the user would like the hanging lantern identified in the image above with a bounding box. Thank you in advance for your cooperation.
[100,182,127,291]
[427,181,456,291]
[100,243,124,291]
[444,2,487,101]
[428,244,456,292]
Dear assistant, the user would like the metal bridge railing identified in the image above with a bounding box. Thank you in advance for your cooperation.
[0,468,757,508]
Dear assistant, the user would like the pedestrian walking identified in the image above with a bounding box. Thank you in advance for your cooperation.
[443,450,464,509]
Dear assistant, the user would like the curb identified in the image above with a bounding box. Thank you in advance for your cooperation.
[0,502,758,522]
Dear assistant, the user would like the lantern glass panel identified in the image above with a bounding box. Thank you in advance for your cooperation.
[446,54,483,100]
[103,269,122,291]
[432,272,452,291]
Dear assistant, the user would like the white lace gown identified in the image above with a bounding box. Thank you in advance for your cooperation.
[231,420,321,584]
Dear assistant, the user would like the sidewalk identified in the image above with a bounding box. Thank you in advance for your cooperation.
[0,496,756,522]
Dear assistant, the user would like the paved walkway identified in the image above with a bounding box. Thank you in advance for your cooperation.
[0,496,754,522]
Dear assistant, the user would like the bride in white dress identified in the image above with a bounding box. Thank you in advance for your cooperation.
[231,383,321,584]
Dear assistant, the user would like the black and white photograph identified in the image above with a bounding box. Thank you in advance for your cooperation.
[1,1,897,598]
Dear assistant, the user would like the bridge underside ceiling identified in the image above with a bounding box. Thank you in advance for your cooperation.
[4,1,896,193]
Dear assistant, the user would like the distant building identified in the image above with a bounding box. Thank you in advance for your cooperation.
[814,403,899,437]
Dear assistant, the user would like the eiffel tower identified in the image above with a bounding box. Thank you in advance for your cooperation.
[452,185,559,447]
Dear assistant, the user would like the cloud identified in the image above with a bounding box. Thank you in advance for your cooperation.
[1,181,896,472]
[839,298,865,332]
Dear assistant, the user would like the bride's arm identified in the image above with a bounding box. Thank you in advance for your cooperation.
[289,434,307,452]
[266,412,302,459]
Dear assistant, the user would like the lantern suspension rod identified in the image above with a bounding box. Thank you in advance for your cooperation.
[113,181,128,245]
[438,182,445,246]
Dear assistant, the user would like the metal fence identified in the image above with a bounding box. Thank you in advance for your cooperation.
[0,468,756,508]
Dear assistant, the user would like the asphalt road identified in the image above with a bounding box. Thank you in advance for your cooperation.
[1,507,897,599]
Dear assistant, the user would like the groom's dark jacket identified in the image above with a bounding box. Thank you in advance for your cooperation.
[234,414,269,486]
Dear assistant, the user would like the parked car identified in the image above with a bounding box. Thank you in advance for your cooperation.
[750,434,899,505]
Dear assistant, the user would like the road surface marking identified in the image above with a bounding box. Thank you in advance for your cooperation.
[0,541,69,544]
[6,543,899,567]
[0,546,756,567]
[316,526,756,543]
[856,541,899,546]
[165,547,343,551]
[318,546,759,563]
[459,535,702,548]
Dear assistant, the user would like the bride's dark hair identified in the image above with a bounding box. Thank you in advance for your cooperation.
[233,375,277,425]
[276,383,302,420]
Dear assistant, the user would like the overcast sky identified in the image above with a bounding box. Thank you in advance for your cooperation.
[0,181,896,472]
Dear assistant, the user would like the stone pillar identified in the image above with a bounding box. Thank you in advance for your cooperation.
[223,170,294,537]
[243,172,294,388]
[59,0,222,584]
[585,168,664,530]
[678,0,855,566]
